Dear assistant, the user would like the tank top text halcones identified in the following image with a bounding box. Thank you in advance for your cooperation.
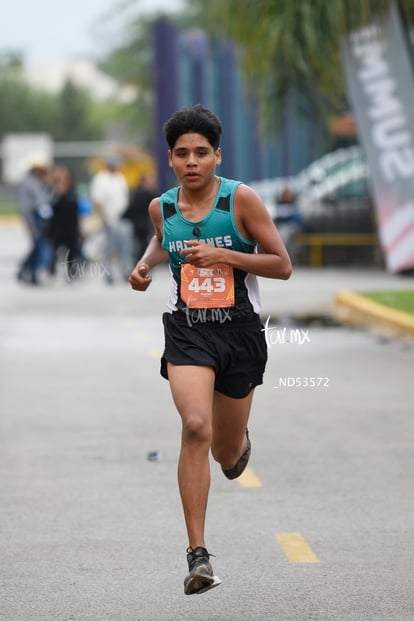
[160,177,262,323]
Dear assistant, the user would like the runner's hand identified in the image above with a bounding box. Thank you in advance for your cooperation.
[180,240,222,267]
[129,263,152,291]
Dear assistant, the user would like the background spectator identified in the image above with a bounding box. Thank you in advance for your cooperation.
[90,155,134,284]
[48,166,82,281]
[275,187,304,262]
[122,171,158,261]
[16,154,54,285]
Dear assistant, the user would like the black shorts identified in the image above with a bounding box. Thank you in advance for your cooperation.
[160,312,268,399]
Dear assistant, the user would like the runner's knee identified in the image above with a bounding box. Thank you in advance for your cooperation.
[181,414,211,444]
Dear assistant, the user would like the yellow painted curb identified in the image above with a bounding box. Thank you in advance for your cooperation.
[0,215,20,226]
[335,290,414,338]
[0,214,100,230]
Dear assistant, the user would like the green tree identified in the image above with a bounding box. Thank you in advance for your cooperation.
[98,15,153,146]
[0,72,57,139]
[0,51,24,71]
[98,3,187,147]
[0,69,119,144]
[53,80,103,141]
[185,0,414,125]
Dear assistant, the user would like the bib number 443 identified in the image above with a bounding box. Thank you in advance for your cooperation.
[181,263,234,308]
[188,275,225,293]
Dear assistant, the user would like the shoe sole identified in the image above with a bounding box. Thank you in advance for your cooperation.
[184,573,221,595]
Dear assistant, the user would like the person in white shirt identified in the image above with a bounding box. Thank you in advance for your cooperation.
[90,155,134,283]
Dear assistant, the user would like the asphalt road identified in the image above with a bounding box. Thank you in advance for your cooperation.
[1,224,413,620]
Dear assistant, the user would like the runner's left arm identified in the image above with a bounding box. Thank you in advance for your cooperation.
[180,185,292,280]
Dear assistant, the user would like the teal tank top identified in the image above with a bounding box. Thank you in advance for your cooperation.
[160,177,261,322]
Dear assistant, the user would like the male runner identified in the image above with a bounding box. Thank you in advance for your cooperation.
[129,104,292,595]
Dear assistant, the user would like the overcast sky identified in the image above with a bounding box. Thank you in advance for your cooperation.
[1,0,184,65]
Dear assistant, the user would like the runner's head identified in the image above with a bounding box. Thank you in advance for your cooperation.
[163,105,222,150]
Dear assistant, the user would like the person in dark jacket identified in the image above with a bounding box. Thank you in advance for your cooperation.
[48,166,82,280]
[122,172,158,261]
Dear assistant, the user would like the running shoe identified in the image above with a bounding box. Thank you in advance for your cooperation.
[222,429,251,480]
[184,546,221,595]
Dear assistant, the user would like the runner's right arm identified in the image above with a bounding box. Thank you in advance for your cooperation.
[129,198,167,291]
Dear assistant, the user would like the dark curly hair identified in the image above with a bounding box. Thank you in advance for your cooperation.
[163,104,222,150]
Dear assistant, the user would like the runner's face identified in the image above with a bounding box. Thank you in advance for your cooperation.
[168,133,221,190]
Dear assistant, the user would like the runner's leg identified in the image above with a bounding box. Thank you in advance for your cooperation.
[167,363,215,549]
[210,390,254,470]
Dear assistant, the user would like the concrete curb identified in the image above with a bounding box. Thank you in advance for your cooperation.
[335,289,414,338]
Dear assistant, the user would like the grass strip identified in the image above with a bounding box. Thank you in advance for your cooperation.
[363,290,414,315]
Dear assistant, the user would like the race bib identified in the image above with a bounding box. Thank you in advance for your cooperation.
[181,263,235,308]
